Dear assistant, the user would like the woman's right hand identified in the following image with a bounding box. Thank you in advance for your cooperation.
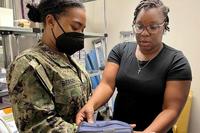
[76,104,95,125]
[131,125,156,133]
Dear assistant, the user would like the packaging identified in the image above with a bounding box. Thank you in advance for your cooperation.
[78,120,133,133]
[0,108,18,133]
[0,7,13,27]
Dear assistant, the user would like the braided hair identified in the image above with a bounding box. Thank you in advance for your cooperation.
[133,0,170,31]
[26,0,84,23]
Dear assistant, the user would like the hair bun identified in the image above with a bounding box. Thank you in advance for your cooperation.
[26,3,42,23]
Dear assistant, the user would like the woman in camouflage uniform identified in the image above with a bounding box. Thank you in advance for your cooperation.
[6,0,91,132]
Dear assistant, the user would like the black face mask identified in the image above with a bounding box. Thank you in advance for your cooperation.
[52,18,84,55]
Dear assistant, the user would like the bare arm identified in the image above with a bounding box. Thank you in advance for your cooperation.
[88,62,119,110]
[76,62,119,124]
[144,80,191,133]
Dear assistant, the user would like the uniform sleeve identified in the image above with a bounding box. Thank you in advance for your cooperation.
[167,51,192,81]
[107,43,124,65]
[7,59,77,132]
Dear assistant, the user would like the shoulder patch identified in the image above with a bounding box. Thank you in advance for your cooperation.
[7,56,31,91]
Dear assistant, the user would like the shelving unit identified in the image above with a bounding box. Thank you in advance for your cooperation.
[82,0,108,79]
[0,90,8,98]
[0,26,33,34]
[81,0,113,120]
[81,0,96,3]
[84,32,106,38]
[0,26,41,68]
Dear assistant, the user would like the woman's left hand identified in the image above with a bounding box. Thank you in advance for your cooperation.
[130,124,136,128]
[134,131,156,133]
[130,124,136,133]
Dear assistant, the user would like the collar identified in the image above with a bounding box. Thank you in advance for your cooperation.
[37,43,72,68]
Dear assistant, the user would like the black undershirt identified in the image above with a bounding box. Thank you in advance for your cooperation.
[108,42,192,132]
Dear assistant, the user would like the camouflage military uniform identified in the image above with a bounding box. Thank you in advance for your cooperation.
[6,43,91,133]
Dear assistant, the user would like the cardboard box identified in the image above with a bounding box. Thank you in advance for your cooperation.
[0,7,13,27]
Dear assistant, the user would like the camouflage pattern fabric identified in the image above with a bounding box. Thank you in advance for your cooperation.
[6,43,91,133]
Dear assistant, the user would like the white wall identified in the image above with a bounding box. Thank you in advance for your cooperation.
[84,0,200,133]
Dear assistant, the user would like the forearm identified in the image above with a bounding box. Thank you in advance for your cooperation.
[145,80,191,133]
[86,62,118,111]
[87,81,115,111]
[144,109,179,133]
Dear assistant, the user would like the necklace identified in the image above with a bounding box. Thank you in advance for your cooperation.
[137,59,151,75]
[136,44,164,75]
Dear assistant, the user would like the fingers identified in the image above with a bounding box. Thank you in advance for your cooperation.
[76,105,95,125]
[86,108,94,123]
[76,110,85,125]
[134,131,156,133]
[130,124,136,128]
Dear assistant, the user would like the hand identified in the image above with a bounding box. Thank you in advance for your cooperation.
[130,124,136,129]
[76,104,95,125]
[134,131,156,133]
[130,124,136,133]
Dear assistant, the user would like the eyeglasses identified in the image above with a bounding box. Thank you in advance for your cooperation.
[133,22,165,34]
